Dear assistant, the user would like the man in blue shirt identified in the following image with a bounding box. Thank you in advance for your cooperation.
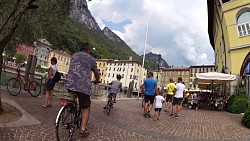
[142,72,158,118]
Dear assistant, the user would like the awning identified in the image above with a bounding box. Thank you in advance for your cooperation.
[196,72,236,84]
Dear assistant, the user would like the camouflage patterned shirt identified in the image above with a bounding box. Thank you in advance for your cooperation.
[65,52,98,95]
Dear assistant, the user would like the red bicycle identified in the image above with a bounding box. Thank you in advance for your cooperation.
[7,69,41,97]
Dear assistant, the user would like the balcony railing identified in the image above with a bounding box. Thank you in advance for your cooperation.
[238,22,250,37]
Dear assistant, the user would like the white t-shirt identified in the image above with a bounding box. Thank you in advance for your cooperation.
[155,95,165,108]
[174,83,186,98]
[50,65,57,79]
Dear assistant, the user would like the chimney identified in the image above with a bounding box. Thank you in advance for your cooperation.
[129,56,132,60]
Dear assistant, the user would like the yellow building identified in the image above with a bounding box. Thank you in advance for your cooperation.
[207,0,250,74]
[48,50,71,74]
[92,59,111,83]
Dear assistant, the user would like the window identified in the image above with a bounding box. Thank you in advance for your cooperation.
[131,68,133,72]
[112,74,114,77]
[122,74,124,78]
[191,74,193,77]
[173,78,176,82]
[113,68,115,71]
[103,63,105,67]
[170,72,172,75]
[182,71,184,75]
[123,68,125,72]
[99,63,101,67]
[166,72,168,75]
[130,75,132,79]
[174,71,176,75]
[115,63,116,66]
[109,67,111,71]
[178,71,180,75]
[186,71,189,75]
[132,63,134,66]
[166,78,168,82]
[185,78,189,82]
[237,11,250,36]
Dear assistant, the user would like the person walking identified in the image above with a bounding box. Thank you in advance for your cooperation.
[128,80,134,98]
[169,77,185,119]
[164,78,175,112]
[154,91,165,121]
[42,57,58,108]
[142,72,158,118]
[66,43,100,137]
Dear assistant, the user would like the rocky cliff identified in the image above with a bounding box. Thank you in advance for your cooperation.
[70,0,101,31]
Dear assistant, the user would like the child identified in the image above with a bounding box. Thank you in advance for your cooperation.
[154,91,165,121]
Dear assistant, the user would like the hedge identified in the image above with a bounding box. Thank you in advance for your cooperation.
[242,104,250,128]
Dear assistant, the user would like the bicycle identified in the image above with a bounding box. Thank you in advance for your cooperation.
[55,93,81,141]
[105,93,117,116]
[7,69,41,97]
[55,82,101,141]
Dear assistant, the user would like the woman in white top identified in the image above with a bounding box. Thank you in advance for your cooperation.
[42,57,57,108]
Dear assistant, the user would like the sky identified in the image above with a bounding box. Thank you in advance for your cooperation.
[87,0,215,67]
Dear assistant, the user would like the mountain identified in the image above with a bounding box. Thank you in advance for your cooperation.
[44,0,159,70]
[70,0,101,31]
[144,52,169,68]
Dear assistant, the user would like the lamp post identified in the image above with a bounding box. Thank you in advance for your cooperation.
[157,54,161,82]
[2,52,5,72]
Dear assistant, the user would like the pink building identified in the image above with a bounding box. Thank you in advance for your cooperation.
[16,42,35,61]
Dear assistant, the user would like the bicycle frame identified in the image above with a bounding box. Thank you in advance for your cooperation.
[15,70,30,88]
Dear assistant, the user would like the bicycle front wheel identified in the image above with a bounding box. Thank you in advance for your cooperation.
[7,78,21,96]
[28,81,41,97]
[55,106,75,141]
[107,98,112,116]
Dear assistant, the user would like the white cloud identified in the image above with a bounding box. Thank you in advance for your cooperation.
[88,0,214,66]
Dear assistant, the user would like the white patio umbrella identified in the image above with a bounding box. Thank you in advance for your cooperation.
[195,72,236,95]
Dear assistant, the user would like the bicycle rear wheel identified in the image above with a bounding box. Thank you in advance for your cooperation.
[28,81,41,97]
[107,98,113,116]
[7,78,21,96]
[55,106,75,141]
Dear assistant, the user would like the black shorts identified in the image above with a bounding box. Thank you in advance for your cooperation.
[173,97,183,106]
[67,90,91,109]
[154,108,162,112]
[45,79,56,91]
[166,94,173,102]
[144,95,155,104]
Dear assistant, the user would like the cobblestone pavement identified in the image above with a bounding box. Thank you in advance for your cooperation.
[0,91,250,141]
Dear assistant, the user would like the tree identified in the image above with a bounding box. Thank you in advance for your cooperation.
[0,0,71,114]
[15,53,26,63]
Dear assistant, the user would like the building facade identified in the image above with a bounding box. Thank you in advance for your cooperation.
[207,0,250,74]
[105,60,148,91]
[48,50,71,74]
[189,65,215,90]
[15,42,35,61]
[34,39,52,68]
[161,66,190,89]
[92,59,111,83]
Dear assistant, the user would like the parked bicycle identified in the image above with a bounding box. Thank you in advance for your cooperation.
[7,69,41,97]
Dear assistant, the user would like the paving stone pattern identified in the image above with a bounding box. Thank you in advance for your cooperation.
[0,92,250,141]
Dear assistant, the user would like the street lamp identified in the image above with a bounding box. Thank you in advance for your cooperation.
[13,56,16,64]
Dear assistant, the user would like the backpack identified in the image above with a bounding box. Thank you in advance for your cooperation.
[53,71,61,83]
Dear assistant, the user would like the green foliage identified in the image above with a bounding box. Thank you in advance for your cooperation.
[242,104,250,128]
[230,98,248,114]
[36,65,47,73]
[15,53,26,63]
[227,91,248,114]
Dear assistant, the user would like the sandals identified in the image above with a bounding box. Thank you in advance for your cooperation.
[42,104,52,108]
[79,128,89,138]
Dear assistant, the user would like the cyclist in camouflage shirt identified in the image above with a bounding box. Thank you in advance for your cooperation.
[66,43,100,137]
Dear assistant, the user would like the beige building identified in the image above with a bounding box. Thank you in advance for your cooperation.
[48,50,71,74]
[105,60,148,91]
[189,65,215,90]
[161,66,190,88]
